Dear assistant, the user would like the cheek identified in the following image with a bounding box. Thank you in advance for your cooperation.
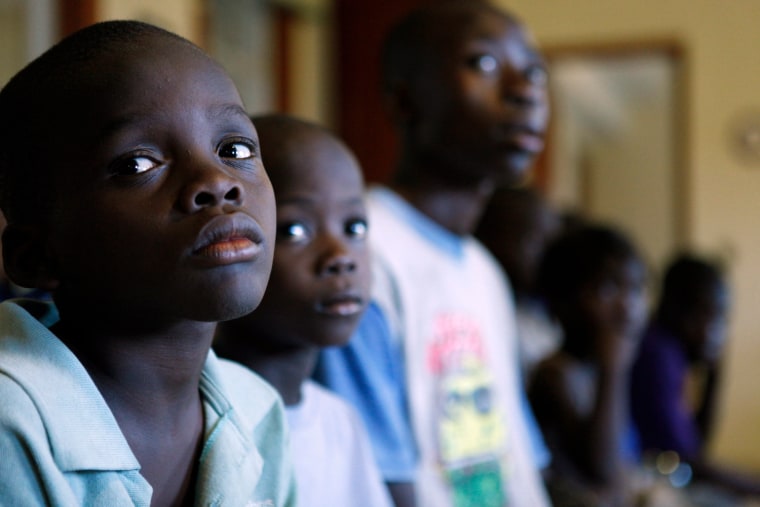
[356,247,373,298]
[244,176,276,239]
[266,255,313,304]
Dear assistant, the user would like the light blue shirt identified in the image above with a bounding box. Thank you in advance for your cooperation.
[0,300,296,506]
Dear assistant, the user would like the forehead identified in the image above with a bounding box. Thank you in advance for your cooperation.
[423,5,529,54]
[266,129,364,197]
[44,35,247,150]
[595,255,645,282]
[82,36,238,112]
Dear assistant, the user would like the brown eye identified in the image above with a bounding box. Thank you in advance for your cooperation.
[525,65,548,86]
[219,141,253,159]
[112,155,159,176]
[278,221,308,242]
[345,219,368,239]
[467,54,498,74]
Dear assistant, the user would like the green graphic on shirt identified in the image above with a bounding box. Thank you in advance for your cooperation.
[447,460,506,507]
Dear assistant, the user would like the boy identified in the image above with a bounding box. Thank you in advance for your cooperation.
[0,21,295,505]
[315,1,551,505]
[632,254,760,498]
[529,224,648,506]
[215,114,393,507]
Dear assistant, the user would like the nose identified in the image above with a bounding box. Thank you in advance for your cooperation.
[318,235,357,277]
[178,158,244,213]
[502,68,547,108]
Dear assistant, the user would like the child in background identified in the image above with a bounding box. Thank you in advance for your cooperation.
[529,224,648,507]
[316,1,552,505]
[475,185,562,381]
[632,254,760,500]
[215,114,393,507]
[0,21,295,505]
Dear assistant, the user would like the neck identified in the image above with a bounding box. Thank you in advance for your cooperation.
[391,161,497,236]
[53,318,215,412]
[214,332,318,406]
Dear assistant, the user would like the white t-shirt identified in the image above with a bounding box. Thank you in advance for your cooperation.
[286,380,393,507]
[367,186,550,507]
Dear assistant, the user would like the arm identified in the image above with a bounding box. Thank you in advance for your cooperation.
[694,361,721,442]
[530,352,627,486]
[584,326,636,486]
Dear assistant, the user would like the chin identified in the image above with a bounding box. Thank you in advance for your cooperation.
[198,286,268,323]
[313,316,362,347]
[493,156,534,186]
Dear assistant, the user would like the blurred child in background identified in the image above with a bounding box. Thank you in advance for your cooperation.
[530,224,648,506]
[631,254,760,502]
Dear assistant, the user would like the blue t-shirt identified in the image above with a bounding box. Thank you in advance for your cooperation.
[315,302,419,481]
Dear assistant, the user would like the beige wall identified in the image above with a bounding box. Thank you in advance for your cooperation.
[97,0,204,43]
[501,0,760,471]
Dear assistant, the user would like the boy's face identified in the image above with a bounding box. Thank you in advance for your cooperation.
[246,130,371,348]
[680,283,729,363]
[577,256,648,351]
[42,35,275,326]
[407,6,549,186]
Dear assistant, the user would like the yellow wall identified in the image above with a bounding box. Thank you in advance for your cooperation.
[501,0,760,471]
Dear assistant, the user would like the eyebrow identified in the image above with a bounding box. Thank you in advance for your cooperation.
[97,103,252,142]
[207,103,251,123]
[278,195,366,209]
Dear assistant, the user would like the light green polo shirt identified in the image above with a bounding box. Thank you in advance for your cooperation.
[0,300,296,506]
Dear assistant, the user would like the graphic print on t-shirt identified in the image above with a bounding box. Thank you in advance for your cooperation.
[427,313,508,507]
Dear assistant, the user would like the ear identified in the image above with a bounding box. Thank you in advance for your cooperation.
[2,224,60,292]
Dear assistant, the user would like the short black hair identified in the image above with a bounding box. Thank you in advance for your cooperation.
[0,20,193,226]
[537,223,642,311]
[658,253,726,320]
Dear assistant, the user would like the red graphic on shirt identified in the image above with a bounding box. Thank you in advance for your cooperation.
[427,313,485,374]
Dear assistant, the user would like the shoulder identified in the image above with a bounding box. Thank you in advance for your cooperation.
[205,354,285,426]
[302,381,362,420]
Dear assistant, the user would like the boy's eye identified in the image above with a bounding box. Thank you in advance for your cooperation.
[278,222,308,242]
[345,219,368,239]
[525,64,548,86]
[467,54,498,74]
[112,155,159,176]
[219,141,254,160]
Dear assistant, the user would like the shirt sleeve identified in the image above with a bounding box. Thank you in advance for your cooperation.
[520,379,552,470]
[314,302,418,482]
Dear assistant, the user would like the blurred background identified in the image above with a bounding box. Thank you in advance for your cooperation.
[3,0,760,475]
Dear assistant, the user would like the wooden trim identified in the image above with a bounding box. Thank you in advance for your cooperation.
[273,6,296,113]
[58,0,96,39]
[542,38,684,61]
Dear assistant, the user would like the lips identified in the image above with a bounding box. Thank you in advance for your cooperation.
[192,213,265,266]
[500,124,545,154]
[315,292,365,317]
